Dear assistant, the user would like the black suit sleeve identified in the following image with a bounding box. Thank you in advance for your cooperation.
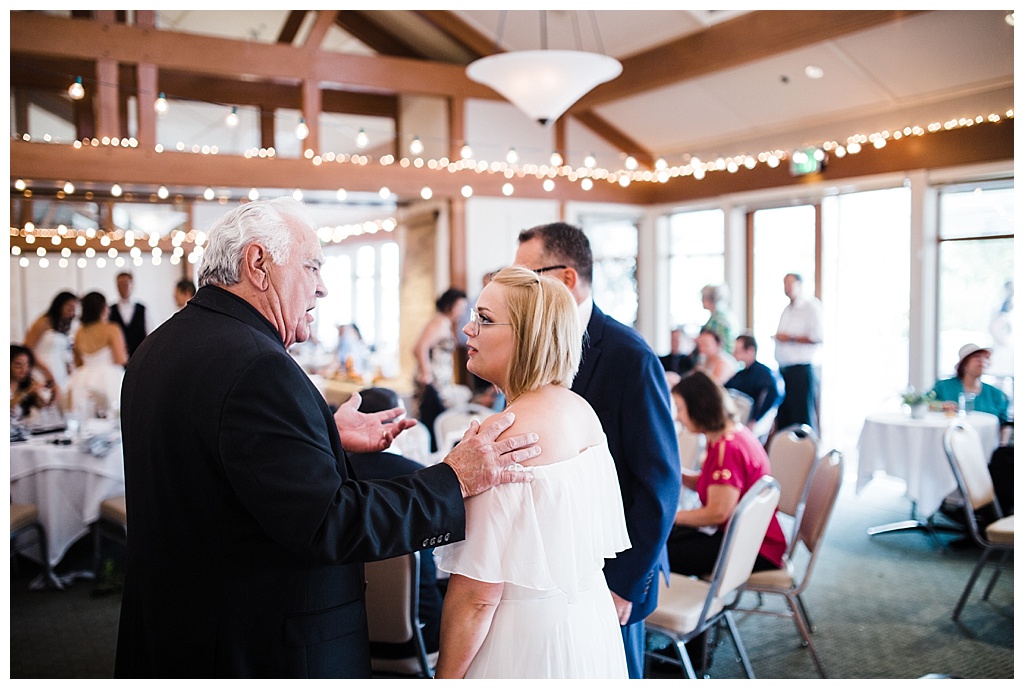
[220,352,465,564]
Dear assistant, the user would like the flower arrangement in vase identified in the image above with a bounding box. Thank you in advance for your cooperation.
[901,388,937,419]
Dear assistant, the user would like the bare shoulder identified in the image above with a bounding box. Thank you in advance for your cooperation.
[500,385,604,466]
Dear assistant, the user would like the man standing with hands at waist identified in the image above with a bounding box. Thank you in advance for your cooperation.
[116,198,538,678]
[773,272,823,433]
[515,222,681,679]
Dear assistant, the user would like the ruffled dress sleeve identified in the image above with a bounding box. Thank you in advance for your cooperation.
[435,440,630,601]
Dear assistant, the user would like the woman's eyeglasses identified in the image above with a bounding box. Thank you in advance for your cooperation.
[467,308,512,337]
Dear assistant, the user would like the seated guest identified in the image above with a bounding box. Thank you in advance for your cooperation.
[660,326,695,379]
[725,334,785,431]
[345,386,445,661]
[693,327,737,385]
[930,343,1009,423]
[10,344,56,419]
[665,370,786,577]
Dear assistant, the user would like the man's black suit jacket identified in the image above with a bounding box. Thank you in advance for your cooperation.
[109,301,147,357]
[115,285,465,678]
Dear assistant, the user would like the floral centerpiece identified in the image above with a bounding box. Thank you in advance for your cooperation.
[901,388,936,418]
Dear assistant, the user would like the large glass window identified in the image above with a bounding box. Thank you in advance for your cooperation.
[937,182,1014,382]
[668,209,725,335]
[581,217,638,327]
[315,240,400,376]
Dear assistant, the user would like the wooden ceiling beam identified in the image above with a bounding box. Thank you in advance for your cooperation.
[278,11,309,44]
[333,11,427,59]
[413,10,502,57]
[10,12,500,100]
[570,9,930,112]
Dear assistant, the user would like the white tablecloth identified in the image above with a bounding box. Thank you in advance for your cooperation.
[10,431,125,567]
[855,410,1001,517]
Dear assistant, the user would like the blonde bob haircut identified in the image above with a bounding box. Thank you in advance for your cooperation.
[489,266,582,402]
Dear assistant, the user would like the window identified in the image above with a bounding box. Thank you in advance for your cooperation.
[315,240,401,376]
[937,181,1014,381]
[581,217,638,327]
[668,209,725,334]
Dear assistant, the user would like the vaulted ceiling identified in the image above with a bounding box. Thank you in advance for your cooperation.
[9,9,1015,209]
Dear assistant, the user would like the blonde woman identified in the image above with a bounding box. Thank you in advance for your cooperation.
[434,266,630,679]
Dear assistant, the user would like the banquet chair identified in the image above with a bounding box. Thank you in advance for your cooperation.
[644,475,781,679]
[766,424,820,559]
[726,389,754,426]
[364,552,436,678]
[736,449,844,677]
[942,422,1014,622]
[432,404,492,457]
[92,495,127,578]
[10,502,54,587]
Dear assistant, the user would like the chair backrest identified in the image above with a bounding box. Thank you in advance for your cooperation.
[677,425,707,472]
[797,449,844,557]
[727,389,754,425]
[943,422,1001,533]
[702,475,781,618]
[433,405,491,455]
[767,424,819,527]
[365,552,420,645]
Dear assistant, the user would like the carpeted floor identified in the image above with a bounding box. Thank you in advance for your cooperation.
[8,475,1013,679]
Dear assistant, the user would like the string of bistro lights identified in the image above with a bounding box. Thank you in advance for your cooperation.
[9,82,1014,270]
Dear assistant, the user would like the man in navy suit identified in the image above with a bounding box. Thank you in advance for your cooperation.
[116,198,539,678]
[515,222,681,678]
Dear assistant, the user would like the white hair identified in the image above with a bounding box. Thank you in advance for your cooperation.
[197,197,315,287]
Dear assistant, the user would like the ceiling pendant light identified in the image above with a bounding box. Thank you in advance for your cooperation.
[68,76,85,101]
[466,11,621,126]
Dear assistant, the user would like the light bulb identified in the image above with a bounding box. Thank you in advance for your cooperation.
[355,129,369,149]
[624,155,638,170]
[155,92,168,114]
[506,148,518,165]
[295,118,309,141]
[420,187,432,200]
[550,151,563,166]
[68,77,85,101]
[584,153,597,169]
[460,144,473,159]
[410,136,424,156]
[225,106,239,128]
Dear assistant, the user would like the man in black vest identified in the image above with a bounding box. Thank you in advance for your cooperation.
[109,272,148,357]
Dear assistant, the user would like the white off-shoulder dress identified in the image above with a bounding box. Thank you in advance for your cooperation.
[435,437,631,678]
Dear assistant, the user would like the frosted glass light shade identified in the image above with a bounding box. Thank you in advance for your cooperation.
[467,50,622,126]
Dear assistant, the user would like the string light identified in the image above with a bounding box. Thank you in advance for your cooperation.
[154,92,168,114]
[295,118,309,141]
[68,77,85,101]
[460,144,473,159]
[355,129,369,149]
[225,106,239,128]
[410,136,424,156]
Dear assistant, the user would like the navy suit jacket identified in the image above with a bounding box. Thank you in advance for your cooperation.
[116,286,465,678]
[572,305,681,623]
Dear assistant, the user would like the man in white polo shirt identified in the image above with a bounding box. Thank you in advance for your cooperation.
[773,273,823,433]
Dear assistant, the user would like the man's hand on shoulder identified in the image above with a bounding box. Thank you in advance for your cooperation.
[443,412,539,498]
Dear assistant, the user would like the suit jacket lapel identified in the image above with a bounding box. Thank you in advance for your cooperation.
[572,305,606,396]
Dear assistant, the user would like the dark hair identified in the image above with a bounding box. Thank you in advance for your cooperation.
[45,291,78,334]
[10,344,36,389]
[956,350,988,380]
[80,291,108,325]
[117,272,134,281]
[735,333,757,354]
[785,273,803,283]
[518,222,594,285]
[175,279,196,297]
[435,288,467,314]
[357,386,400,414]
[699,326,722,345]
[672,370,729,433]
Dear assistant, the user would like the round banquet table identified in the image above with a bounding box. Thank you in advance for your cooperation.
[856,410,1001,540]
[10,429,125,570]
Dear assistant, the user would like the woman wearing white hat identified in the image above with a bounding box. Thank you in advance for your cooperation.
[929,343,1009,423]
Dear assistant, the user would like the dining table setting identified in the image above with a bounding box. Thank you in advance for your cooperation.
[10,410,124,589]
[855,407,1001,545]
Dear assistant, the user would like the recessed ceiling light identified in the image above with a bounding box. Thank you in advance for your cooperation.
[805,65,824,79]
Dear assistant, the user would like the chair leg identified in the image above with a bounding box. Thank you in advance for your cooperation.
[723,611,756,679]
[981,549,1010,601]
[786,593,826,677]
[34,524,55,589]
[674,639,698,680]
[953,548,993,621]
[796,593,815,633]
